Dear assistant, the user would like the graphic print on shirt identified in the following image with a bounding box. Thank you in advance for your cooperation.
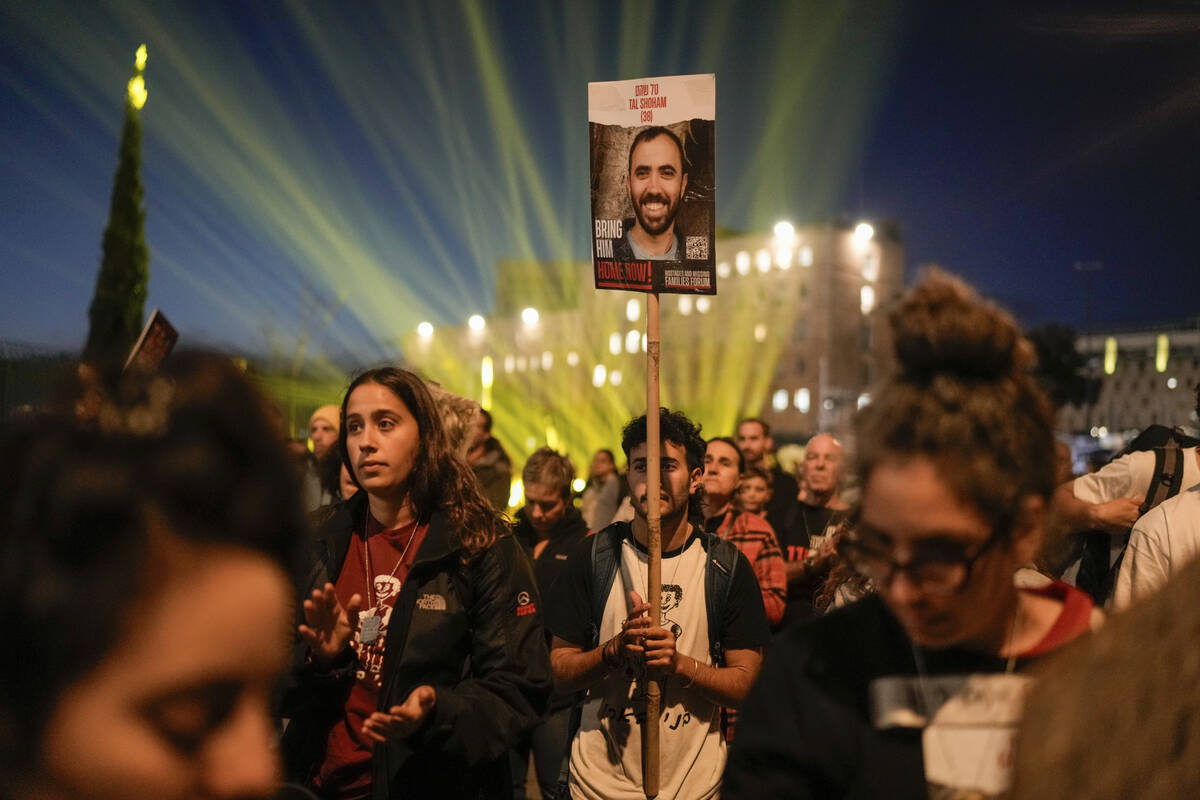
[352,573,402,686]
[871,672,1034,799]
[661,583,684,641]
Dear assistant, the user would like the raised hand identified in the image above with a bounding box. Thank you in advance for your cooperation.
[298,582,363,666]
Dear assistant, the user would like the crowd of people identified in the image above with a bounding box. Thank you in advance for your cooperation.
[4,269,1200,799]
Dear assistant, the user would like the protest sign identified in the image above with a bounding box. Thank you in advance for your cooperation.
[589,74,715,295]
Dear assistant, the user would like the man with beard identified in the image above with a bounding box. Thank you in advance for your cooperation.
[547,410,769,799]
[613,126,689,261]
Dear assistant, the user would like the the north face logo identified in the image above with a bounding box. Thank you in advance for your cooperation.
[416,593,447,611]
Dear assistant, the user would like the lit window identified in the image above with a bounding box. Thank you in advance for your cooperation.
[853,222,874,247]
[776,247,793,270]
[756,249,771,273]
[772,389,789,411]
[626,330,640,353]
[641,333,647,352]
[626,298,641,322]
[794,388,810,413]
[504,355,515,373]
[609,332,622,355]
[696,297,711,314]
[566,351,579,367]
[861,285,875,315]
[592,365,607,387]
[800,246,813,267]
[717,262,731,278]
[610,370,623,386]
[862,252,879,283]
[541,351,553,370]
[754,323,767,342]
[857,393,871,409]
[679,296,693,315]
[736,251,751,275]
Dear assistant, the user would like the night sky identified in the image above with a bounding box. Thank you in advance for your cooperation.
[1,1,1196,358]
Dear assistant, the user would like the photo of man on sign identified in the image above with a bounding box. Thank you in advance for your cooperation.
[589,73,715,295]
[613,126,689,261]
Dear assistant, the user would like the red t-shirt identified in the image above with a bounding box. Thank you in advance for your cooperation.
[315,514,428,799]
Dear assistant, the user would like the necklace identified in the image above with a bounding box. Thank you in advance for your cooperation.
[910,602,1025,795]
[359,515,420,645]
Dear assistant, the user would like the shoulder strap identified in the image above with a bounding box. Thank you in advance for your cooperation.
[587,524,625,649]
[1140,447,1186,516]
[703,532,739,667]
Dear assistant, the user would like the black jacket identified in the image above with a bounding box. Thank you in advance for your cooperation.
[282,492,552,799]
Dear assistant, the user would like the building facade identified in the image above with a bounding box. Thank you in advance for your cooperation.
[403,221,904,468]
[1059,325,1200,436]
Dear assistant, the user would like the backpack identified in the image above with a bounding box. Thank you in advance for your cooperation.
[1075,440,1193,605]
[585,522,739,667]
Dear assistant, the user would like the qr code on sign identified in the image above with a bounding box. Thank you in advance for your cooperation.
[686,236,708,260]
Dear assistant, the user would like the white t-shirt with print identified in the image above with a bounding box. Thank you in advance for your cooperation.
[568,536,723,800]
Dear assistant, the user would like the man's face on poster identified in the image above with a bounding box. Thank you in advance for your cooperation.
[627,133,688,237]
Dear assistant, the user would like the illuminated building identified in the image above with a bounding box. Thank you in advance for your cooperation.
[1059,325,1200,436]
[403,221,904,468]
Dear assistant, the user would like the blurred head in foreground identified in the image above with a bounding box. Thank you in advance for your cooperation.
[0,354,305,800]
[843,269,1056,650]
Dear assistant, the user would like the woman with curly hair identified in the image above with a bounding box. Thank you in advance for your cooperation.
[281,367,551,799]
[724,270,1100,799]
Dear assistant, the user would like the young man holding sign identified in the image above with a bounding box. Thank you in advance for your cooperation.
[546,410,769,800]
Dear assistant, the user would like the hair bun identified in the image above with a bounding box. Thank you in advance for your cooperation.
[889,268,1033,383]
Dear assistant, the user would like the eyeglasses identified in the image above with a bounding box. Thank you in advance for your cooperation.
[836,531,1004,595]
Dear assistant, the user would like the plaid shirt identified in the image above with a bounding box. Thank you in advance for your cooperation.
[707,508,787,629]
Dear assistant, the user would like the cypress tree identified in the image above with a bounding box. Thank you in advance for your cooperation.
[83,45,149,364]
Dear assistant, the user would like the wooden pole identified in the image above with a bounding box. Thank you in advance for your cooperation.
[643,291,662,799]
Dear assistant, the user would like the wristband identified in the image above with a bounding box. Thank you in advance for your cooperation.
[682,657,700,688]
[602,636,622,668]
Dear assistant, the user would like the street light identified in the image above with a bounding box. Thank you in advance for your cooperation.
[521,307,539,327]
[468,314,485,331]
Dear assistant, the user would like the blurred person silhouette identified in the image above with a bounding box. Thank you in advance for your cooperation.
[724,270,1100,799]
[510,447,590,799]
[1013,553,1200,799]
[281,367,550,799]
[0,353,306,800]
[736,465,772,517]
[467,408,513,512]
[581,448,622,531]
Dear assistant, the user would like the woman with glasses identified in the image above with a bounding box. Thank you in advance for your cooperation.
[723,270,1099,799]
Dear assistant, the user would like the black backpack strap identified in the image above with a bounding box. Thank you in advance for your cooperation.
[703,532,739,667]
[1103,447,1187,602]
[587,523,627,649]
[1140,447,1186,516]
